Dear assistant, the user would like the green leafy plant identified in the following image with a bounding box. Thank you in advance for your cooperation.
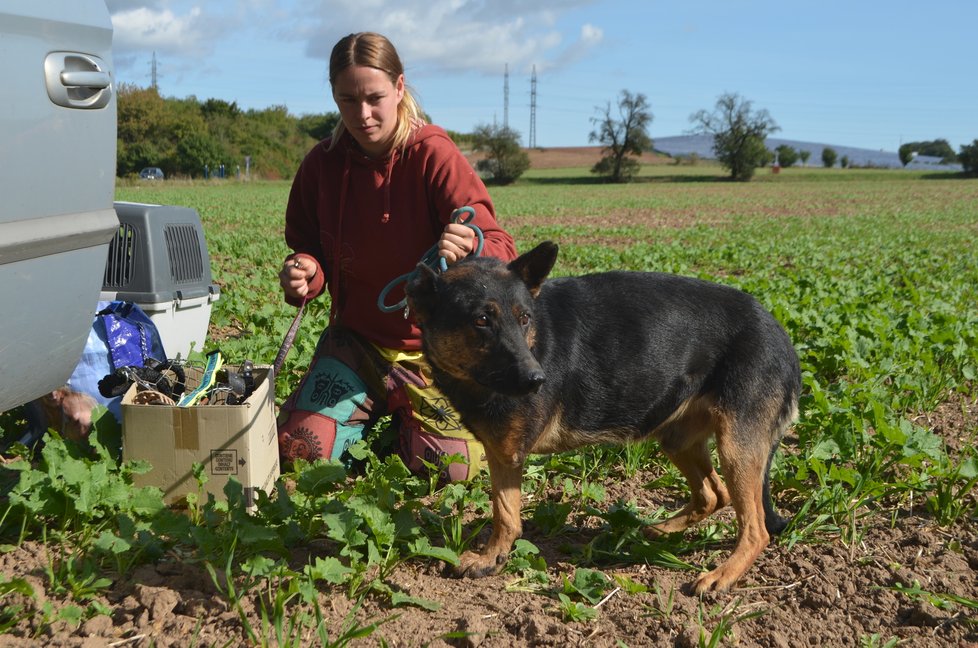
[42,542,112,603]
[694,597,767,648]
[424,478,490,555]
[553,568,613,621]
[556,593,599,622]
[639,581,675,621]
[926,452,978,526]
[887,579,978,612]
[3,434,165,536]
[504,539,550,592]
[0,576,34,633]
[859,634,900,648]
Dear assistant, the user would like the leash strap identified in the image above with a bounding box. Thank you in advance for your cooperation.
[273,296,308,377]
[274,206,482,373]
[377,206,484,314]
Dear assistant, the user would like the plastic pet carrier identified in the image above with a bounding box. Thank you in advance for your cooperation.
[101,202,221,358]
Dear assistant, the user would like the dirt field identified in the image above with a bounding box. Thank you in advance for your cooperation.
[1,395,975,647]
[469,146,670,170]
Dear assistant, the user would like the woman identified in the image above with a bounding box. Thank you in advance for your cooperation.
[277,32,517,481]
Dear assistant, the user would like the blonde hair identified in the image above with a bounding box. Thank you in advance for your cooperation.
[328,32,424,152]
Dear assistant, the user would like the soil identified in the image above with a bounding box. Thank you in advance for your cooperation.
[0,395,978,648]
[526,147,629,169]
[468,146,670,170]
[1,393,975,647]
[2,150,976,646]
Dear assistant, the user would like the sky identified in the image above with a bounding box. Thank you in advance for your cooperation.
[105,0,977,153]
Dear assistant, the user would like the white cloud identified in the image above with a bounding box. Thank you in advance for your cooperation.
[111,6,210,55]
[105,0,604,100]
[291,0,603,76]
[547,22,603,69]
[580,23,603,46]
[105,0,162,11]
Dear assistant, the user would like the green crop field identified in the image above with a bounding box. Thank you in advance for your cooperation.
[2,166,976,645]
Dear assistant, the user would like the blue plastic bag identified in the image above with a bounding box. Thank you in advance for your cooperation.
[66,301,167,422]
[100,301,166,370]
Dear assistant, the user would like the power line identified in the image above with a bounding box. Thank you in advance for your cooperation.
[503,63,509,129]
[150,51,159,91]
[528,65,537,148]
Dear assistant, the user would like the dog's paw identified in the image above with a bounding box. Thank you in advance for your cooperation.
[691,566,738,595]
[643,524,668,539]
[453,550,506,578]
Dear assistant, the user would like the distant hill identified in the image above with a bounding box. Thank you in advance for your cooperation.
[653,134,962,170]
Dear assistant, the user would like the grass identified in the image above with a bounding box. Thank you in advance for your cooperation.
[1,165,976,642]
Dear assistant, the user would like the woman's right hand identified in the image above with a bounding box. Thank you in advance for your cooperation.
[279,256,317,299]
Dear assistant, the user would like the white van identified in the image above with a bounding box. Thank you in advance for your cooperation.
[0,1,118,411]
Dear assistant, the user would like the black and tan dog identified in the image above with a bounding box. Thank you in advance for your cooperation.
[405,241,801,593]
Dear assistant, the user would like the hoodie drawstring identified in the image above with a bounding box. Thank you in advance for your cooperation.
[331,149,352,323]
[381,154,395,223]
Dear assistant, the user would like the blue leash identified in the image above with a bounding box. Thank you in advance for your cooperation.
[377,206,484,315]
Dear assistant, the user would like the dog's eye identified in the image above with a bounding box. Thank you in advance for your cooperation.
[518,312,530,327]
[475,315,490,328]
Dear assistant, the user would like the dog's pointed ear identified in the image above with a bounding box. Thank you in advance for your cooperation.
[405,263,440,323]
[508,241,558,297]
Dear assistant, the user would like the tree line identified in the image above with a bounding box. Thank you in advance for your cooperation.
[117,84,513,182]
[117,84,978,182]
[117,84,339,179]
[591,90,978,181]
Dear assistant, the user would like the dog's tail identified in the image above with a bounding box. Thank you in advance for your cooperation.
[761,388,798,536]
[762,394,797,536]
[762,462,789,536]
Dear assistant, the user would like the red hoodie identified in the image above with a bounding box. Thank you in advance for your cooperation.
[284,124,517,350]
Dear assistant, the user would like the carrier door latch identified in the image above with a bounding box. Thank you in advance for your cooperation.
[44,52,113,109]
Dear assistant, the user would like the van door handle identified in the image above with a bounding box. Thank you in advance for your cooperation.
[44,52,113,109]
[60,70,111,90]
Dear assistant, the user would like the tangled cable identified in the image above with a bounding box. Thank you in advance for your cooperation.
[98,358,187,400]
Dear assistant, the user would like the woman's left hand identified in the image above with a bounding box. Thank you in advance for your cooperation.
[437,222,476,265]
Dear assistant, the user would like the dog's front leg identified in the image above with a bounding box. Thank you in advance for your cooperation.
[455,451,523,578]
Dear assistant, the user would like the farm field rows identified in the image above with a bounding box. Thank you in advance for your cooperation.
[2,165,977,646]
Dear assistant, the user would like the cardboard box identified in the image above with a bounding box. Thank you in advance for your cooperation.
[121,364,280,510]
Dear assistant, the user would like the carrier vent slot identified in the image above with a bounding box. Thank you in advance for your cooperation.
[164,223,204,283]
[103,223,137,288]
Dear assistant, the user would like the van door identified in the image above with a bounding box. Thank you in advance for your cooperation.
[0,1,119,411]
